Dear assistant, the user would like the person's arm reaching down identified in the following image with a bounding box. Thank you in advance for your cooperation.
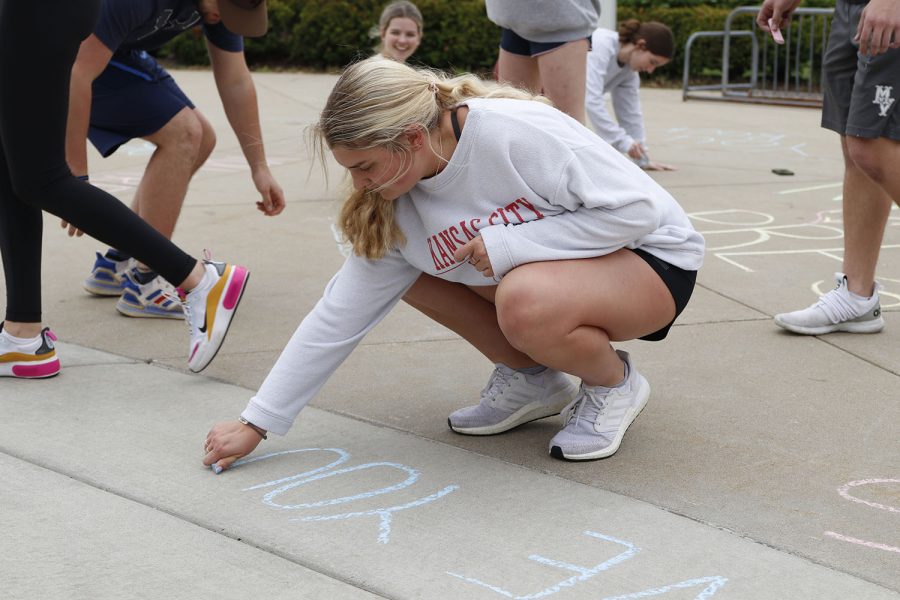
[208,41,286,216]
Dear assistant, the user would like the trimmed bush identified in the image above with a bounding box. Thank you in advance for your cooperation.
[158,1,834,84]
[160,0,500,74]
[618,5,735,83]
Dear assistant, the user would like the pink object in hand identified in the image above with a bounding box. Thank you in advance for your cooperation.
[768,18,785,44]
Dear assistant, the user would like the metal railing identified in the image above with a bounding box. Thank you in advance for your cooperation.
[683,6,834,107]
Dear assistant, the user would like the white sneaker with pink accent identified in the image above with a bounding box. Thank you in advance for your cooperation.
[0,325,60,379]
[180,259,249,373]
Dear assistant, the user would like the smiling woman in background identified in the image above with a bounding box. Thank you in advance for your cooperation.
[374,1,423,63]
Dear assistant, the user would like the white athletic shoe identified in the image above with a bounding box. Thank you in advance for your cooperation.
[774,273,884,335]
[448,366,579,435]
[116,269,184,320]
[549,350,650,461]
[181,259,249,373]
[0,325,60,379]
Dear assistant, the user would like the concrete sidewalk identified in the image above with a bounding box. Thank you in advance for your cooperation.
[1,71,898,599]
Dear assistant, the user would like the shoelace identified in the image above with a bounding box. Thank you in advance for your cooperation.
[171,249,215,340]
[816,282,865,323]
[172,287,200,341]
[564,389,607,427]
[481,368,514,404]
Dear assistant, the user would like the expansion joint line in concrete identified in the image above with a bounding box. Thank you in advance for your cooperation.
[0,444,393,599]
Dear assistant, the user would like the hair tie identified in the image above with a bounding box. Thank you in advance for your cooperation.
[428,81,438,93]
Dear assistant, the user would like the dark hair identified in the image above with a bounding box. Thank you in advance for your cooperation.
[618,19,674,59]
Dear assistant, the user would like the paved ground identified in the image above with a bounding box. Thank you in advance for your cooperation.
[1,71,898,600]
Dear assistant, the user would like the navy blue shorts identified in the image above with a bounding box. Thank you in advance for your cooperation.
[88,60,195,157]
[632,248,697,341]
[500,28,592,57]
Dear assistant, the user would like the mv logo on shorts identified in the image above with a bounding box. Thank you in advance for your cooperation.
[872,85,895,117]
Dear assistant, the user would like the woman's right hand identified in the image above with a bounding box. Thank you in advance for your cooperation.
[642,160,677,171]
[203,420,265,473]
[627,142,646,161]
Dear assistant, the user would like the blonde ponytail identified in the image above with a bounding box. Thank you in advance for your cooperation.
[337,187,404,259]
[313,57,550,259]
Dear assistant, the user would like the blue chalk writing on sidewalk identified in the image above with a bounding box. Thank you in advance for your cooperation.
[235,447,459,544]
[240,448,352,490]
[447,530,727,599]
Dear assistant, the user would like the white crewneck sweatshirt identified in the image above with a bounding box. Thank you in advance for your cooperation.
[242,97,704,435]
[585,28,645,153]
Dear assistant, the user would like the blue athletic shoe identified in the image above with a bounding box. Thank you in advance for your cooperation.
[83,251,131,296]
[115,268,184,320]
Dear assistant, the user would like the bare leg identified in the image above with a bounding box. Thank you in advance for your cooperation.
[496,49,541,92]
[495,250,675,386]
[128,108,216,272]
[535,39,589,123]
[402,274,536,368]
[841,135,897,296]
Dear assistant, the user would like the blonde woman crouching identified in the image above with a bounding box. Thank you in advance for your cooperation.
[202,58,705,470]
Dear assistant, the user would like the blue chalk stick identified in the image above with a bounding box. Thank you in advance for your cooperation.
[212,464,223,474]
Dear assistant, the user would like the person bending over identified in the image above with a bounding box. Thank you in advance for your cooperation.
[68,0,284,320]
[203,58,704,470]
[585,19,676,171]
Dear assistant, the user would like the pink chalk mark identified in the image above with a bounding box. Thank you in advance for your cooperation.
[223,266,248,310]
[824,531,900,555]
[837,479,900,514]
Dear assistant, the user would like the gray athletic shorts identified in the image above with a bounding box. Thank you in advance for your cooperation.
[821,0,900,140]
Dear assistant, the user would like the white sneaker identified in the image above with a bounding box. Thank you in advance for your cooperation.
[115,269,184,320]
[0,326,60,378]
[549,350,650,461]
[774,273,884,335]
[448,366,579,435]
[180,259,249,373]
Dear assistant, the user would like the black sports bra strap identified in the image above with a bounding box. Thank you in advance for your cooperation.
[450,108,462,141]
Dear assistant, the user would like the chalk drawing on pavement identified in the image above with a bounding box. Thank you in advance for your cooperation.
[689,208,900,308]
[448,530,727,599]
[233,447,459,544]
[664,127,808,156]
[825,478,900,556]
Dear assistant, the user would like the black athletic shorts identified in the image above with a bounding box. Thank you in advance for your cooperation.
[632,248,697,341]
[500,28,592,57]
[821,0,900,141]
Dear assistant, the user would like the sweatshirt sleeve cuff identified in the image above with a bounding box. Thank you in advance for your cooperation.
[241,400,294,436]
[614,136,635,154]
[479,225,515,278]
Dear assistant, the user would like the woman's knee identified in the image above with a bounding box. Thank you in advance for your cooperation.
[9,169,66,208]
[495,274,555,350]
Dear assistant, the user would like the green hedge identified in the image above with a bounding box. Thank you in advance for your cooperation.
[159,1,834,84]
[619,5,734,83]
[161,0,500,74]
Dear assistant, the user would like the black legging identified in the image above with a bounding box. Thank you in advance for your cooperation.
[0,0,196,323]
